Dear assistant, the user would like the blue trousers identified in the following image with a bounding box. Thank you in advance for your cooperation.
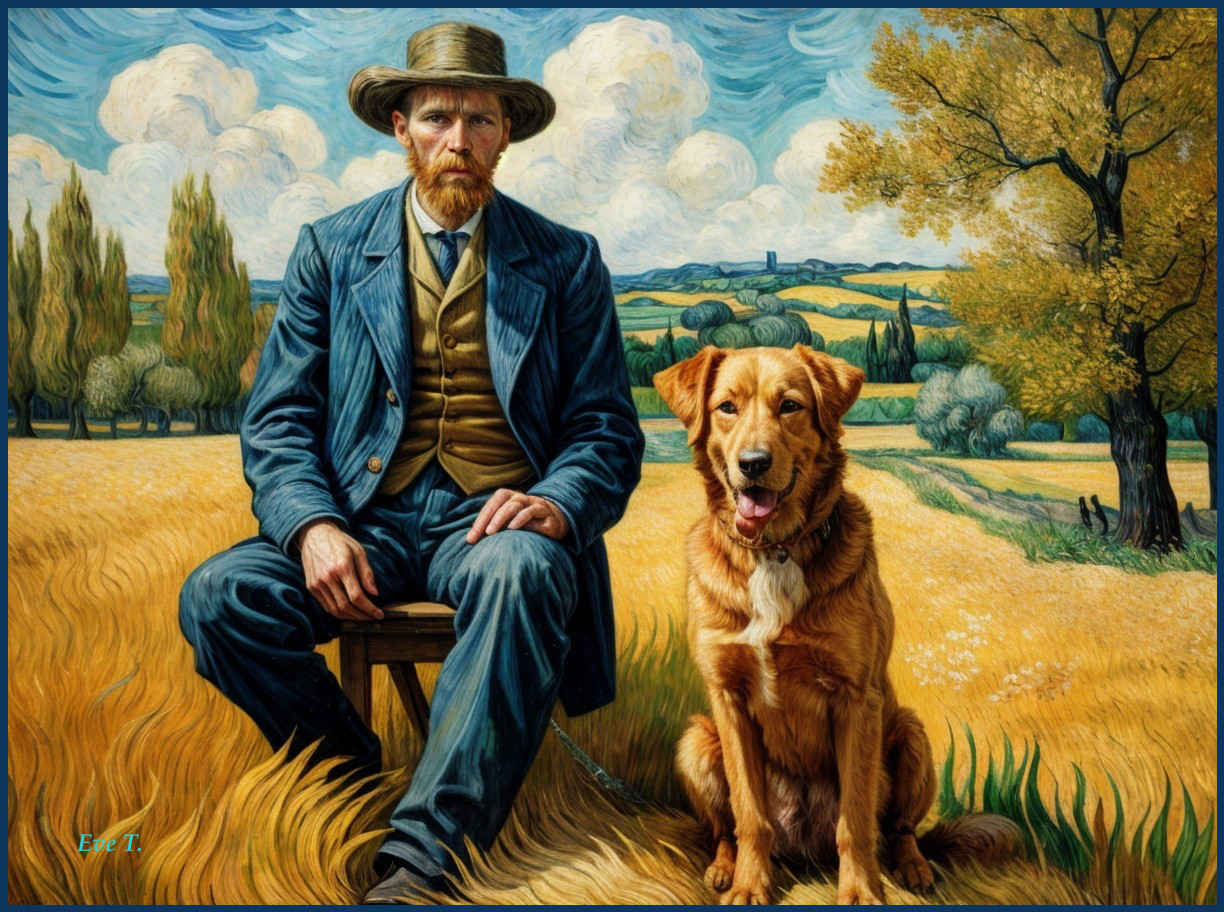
[179,460,578,886]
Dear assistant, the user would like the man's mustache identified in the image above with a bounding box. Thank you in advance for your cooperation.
[423,151,493,182]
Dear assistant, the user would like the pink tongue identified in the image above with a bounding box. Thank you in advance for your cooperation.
[737,489,778,519]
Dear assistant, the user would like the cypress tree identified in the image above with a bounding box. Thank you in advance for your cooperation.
[897,283,917,382]
[865,318,879,383]
[8,208,40,437]
[33,165,102,439]
[98,230,131,357]
[163,172,254,433]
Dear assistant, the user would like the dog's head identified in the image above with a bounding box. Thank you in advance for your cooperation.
[655,345,864,540]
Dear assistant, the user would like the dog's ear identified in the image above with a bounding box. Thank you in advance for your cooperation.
[792,345,865,440]
[654,347,726,444]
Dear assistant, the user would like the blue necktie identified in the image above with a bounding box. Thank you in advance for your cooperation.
[434,230,468,285]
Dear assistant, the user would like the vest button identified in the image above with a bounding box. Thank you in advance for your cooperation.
[443,441,456,453]
[442,333,457,349]
[386,388,398,405]
[367,456,383,473]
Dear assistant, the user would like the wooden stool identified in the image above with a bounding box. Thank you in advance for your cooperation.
[338,602,457,737]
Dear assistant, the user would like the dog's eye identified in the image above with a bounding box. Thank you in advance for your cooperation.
[779,399,803,414]
[717,401,737,415]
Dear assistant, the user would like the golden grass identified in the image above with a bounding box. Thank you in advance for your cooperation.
[844,270,950,297]
[775,285,896,307]
[929,458,1212,511]
[8,438,1216,904]
[862,382,922,398]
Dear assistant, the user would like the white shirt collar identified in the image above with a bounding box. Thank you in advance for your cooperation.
[410,181,483,237]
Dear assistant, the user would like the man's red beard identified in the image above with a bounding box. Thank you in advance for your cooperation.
[408,144,500,225]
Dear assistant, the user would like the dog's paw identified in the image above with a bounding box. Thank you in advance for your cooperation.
[705,858,735,892]
[719,883,771,905]
[892,855,934,893]
[836,873,885,905]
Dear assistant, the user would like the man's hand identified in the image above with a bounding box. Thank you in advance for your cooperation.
[466,489,570,544]
[297,520,383,621]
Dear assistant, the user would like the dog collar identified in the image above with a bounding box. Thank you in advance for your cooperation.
[730,509,837,563]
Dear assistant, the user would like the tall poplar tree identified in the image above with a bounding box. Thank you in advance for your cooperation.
[32,165,102,439]
[162,172,253,434]
[8,206,40,437]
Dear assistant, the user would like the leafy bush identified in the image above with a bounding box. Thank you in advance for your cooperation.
[911,362,954,382]
[698,321,755,348]
[844,396,915,424]
[1076,414,1111,442]
[680,299,734,331]
[915,331,972,367]
[1022,421,1063,442]
[753,293,786,316]
[734,288,759,308]
[915,363,1024,456]
[825,337,868,370]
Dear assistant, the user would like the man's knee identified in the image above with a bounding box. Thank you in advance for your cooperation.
[452,531,577,620]
[178,552,238,651]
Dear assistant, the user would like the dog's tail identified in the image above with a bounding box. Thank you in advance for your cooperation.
[917,813,1023,868]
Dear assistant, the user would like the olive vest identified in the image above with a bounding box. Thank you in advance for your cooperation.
[378,204,535,496]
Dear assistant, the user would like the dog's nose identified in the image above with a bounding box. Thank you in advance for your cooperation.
[738,450,772,480]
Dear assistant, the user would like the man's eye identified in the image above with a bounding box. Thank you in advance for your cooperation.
[779,400,802,414]
[717,401,737,415]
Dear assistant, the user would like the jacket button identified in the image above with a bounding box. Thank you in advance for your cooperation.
[367,456,383,473]
[442,333,457,349]
[443,441,455,453]
[386,389,398,405]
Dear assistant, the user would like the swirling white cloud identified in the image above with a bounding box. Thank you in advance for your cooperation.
[8,19,977,278]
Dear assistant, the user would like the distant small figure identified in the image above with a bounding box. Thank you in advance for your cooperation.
[1090,494,1109,536]
[1079,496,1092,530]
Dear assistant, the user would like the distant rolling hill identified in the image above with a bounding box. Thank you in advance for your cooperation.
[127,275,282,300]
[611,259,952,294]
[131,260,951,300]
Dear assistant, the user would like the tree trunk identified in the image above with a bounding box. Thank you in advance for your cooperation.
[1191,407,1216,510]
[67,399,91,440]
[156,409,170,436]
[109,414,119,439]
[138,408,149,437]
[11,395,35,438]
[1061,415,1078,442]
[1106,326,1181,551]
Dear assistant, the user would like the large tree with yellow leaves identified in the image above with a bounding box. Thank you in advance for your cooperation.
[823,8,1216,551]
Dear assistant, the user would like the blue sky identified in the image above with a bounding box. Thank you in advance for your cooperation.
[9,8,976,277]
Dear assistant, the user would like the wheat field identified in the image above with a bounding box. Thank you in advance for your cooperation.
[8,437,1216,904]
[842,270,949,298]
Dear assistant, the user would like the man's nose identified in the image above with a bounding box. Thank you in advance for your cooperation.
[446,119,471,154]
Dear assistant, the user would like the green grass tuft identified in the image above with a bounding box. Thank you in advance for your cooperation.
[939,725,1215,904]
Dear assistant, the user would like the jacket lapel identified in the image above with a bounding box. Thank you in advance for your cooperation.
[355,179,412,402]
[484,192,545,421]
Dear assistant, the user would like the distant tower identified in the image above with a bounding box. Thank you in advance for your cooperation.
[766,250,778,273]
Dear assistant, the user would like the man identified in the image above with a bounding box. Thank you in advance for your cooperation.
[178,21,644,903]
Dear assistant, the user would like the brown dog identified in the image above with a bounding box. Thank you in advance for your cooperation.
[654,345,1017,905]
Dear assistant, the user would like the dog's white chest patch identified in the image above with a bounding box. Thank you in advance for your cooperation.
[742,556,809,707]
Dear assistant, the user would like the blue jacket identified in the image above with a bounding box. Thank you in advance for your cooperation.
[240,178,645,716]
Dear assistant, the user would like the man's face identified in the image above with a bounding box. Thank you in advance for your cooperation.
[393,85,511,224]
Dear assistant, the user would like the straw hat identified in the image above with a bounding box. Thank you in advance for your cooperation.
[348,21,555,142]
